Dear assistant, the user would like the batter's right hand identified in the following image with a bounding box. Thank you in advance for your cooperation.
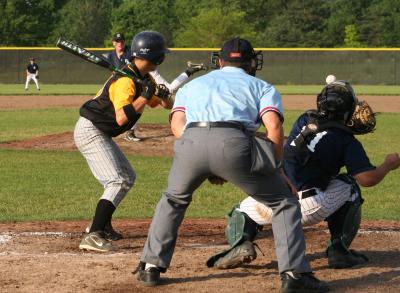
[385,153,400,170]
[141,78,156,100]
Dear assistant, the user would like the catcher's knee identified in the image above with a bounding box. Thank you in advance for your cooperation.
[327,176,363,249]
[225,206,262,248]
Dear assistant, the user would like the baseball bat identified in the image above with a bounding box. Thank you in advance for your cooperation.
[56,37,142,84]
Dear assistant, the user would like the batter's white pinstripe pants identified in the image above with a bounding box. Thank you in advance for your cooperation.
[74,116,136,207]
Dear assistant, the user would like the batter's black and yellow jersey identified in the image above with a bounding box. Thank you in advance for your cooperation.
[80,64,144,137]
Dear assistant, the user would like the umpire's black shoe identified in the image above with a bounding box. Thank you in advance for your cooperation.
[134,262,161,287]
[327,246,368,269]
[281,271,330,293]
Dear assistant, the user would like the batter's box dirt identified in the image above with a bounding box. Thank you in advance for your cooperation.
[0,219,399,292]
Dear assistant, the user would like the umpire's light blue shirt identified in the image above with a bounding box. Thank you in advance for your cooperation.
[172,66,283,131]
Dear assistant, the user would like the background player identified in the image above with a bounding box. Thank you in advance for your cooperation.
[76,31,173,252]
[107,32,132,68]
[25,57,40,91]
[208,79,400,270]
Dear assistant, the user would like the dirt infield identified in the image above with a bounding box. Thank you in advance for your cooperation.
[1,95,400,292]
[0,220,399,292]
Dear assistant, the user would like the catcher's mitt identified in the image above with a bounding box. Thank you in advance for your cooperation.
[347,100,376,135]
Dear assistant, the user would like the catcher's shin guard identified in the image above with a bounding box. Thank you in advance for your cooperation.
[327,174,364,248]
[206,206,262,268]
[225,206,262,247]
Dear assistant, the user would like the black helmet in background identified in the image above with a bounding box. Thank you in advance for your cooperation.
[131,31,170,65]
[317,80,358,124]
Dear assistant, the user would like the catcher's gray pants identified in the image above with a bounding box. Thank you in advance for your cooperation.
[141,127,311,274]
[74,116,136,207]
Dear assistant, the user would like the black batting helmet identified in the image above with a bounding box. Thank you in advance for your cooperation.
[317,80,358,123]
[131,31,170,65]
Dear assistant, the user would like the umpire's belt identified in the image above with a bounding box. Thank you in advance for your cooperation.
[300,188,317,199]
[186,121,245,130]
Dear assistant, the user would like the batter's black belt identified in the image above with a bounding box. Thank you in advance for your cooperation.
[186,121,245,130]
[300,188,317,199]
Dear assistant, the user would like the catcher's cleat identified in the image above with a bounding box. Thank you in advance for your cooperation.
[79,232,115,252]
[134,262,161,287]
[85,221,123,241]
[213,240,257,269]
[326,246,368,269]
[124,130,141,142]
[281,271,330,293]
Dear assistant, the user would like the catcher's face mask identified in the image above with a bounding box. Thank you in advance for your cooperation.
[317,80,358,123]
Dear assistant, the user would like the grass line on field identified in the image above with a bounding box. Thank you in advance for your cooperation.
[0,148,398,222]
[2,84,400,95]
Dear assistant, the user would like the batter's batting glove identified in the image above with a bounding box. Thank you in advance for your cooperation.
[141,78,157,100]
[185,61,208,76]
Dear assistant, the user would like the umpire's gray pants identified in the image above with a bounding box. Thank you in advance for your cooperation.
[74,116,136,207]
[141,127,311,274]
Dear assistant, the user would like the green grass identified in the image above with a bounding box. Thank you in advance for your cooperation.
[0,149,244,221]
[0,109,398,222]
[2,83,400,95]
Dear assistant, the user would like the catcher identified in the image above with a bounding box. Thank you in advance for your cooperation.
[207,80,400,270]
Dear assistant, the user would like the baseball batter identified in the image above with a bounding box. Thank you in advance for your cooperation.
[124,62,207,142]
[25,57,40,91]
[209,80,400,270]
[134,37,329,293]
[75,31,173,252]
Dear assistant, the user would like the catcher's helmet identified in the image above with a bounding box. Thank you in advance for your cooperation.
[317,80,358,123]
[131,31,170,65]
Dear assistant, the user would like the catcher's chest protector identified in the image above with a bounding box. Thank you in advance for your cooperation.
[291,111,352,166]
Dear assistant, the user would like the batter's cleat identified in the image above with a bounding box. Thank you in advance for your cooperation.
[281,271,330,293]
[79,231,115,252]
[134,262,161,287]
[85,221,123,241]
[326,246,368,269]
[124,130,141,142]
[213,240,257,269]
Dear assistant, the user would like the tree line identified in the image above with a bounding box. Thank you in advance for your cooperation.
[0,0,399,48]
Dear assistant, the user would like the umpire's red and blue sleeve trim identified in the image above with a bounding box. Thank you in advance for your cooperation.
[259,106,284,121]
[171,106,186,114]
[169,106,186,123]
